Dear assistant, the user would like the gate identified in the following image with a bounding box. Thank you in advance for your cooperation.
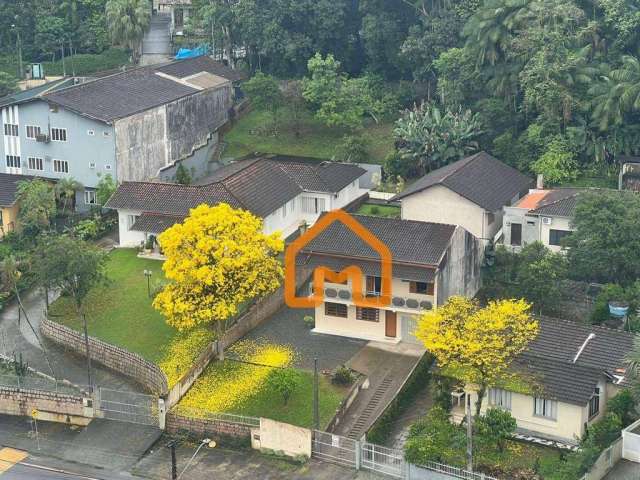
[401,315,421,345]
[312,430,357,468]
[361,442,405,478]
[97,388,159,426]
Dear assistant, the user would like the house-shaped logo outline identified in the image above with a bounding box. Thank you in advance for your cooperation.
[284,209,393,309]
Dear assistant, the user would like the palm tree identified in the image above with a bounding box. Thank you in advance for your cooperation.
[55,177,82,217]
[105,0,151,63]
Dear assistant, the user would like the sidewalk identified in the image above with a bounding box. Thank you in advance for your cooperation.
[133,435,379,480]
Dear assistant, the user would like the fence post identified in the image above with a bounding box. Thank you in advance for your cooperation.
[355,440,361,470]
[158,398,166,430]
[404,461,410,480]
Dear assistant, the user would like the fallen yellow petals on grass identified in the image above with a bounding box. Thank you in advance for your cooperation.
[175,340,295,414]
[159,327,216,388]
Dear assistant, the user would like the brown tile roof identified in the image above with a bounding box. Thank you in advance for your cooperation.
[392,152,532,211]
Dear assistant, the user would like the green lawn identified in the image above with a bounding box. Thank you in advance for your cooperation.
[48,249,180,364]
[476,439,561,478]
[224,107,395,164]
[356,203,401,218]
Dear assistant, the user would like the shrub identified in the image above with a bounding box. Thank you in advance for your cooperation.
[336,135,369,163]
[475,408,517,453]
[607,390,638,427]
[404,406,467,465]
[266,368,301,405]
[42,48,130,76]
[370,205,380,215]
[331,365,354,386]
[431,375,456,411]
[591,283,628,324]
[587,412,622,450]
[303,315,315,329]
[145,235,156,250]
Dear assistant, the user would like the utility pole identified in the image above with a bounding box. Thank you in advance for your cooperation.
[167,440,177,480]
[11,20,23,79]
[313,357,319,430]
[61,44,66,77]
[466,393,473,471]
[82,313,92,388]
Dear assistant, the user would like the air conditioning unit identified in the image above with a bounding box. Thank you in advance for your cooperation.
[35,133,50,143]
[542,217,552,225]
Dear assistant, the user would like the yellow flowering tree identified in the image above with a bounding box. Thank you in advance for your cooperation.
[153,203,284,358]
[415,296,538,415]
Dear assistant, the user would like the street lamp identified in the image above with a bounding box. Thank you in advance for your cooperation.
[144,270,153,298]
[10,21,23,80]
[167,438,215,480]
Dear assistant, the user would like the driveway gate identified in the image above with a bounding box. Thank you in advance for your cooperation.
[96,387,159,426]
[361,441,405,478]
[312,430,357,468]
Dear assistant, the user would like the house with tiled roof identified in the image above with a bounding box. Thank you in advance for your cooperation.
[105,154,368,247]
[295,213,482,343]
[453,317,635,445]
[0,56,240,211]
[392,152,532,243]
[502,185,596,252]
[0,172,56,237]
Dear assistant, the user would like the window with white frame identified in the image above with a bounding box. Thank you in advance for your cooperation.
[28,157,43,171]
[105,164,112,170]
[589,387,600,419]
[488,388,512,410]
[3,124,18,136]
[127,214,139,230]
[300,196,326,214]
[534,397,557,420]
[84,190,97,205]
[5,155,20,168]
[53,159,69,173]
[25,125,41,139]
[51,128,67,142]
[87,129,95,136]
[89,162,96,169]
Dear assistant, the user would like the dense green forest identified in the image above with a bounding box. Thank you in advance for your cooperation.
[183,0,640,182]
[3,0,640,181]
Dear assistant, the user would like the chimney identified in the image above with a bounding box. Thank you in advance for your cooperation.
[536,174,544,190]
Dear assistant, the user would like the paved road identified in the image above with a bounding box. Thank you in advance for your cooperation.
[0,288,142,392]
[3,464,102,479]
[141,14,171,66]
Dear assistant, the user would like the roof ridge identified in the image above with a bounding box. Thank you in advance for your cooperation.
[535,314,636,338]
[122,180,203,189]
[439,152,482,183]
[348,213,457,229]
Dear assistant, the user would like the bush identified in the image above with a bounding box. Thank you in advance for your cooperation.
[336,135,369,163]
[607,390,638,427]
[591,283,628,324]
[331,365,354,386]
[475,408,517,453]
[303,315,314,329]
[42,48,130,76]
[431,375,456,411]
[266,368,301,405]
[587,412,622,450]
[370,205,380,215]
[145,235,156,250]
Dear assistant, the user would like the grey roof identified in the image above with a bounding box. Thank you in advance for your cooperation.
[104,181,242,215]
[299,254,437,282]
[0,78,75,108]
[131,213,185,234]
[529,189,585,217]
[43,57,237,123]
[300,214,456,267]
[392,152,532,211]
[272,155,366,193]
[155,55,245,82]
[105,156,366,219]
[518,316,635,405]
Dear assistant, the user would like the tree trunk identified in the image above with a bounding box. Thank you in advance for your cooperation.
[77,304,92,387]
[475,384,487,417]
[216,320,225,361]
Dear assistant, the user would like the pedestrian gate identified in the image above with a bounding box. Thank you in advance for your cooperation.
[96,387,159,426]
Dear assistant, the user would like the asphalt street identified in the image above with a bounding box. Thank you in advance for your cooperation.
[2,463,100,480]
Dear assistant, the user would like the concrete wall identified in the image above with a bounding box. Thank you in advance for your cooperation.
[400,186,489,240]
[166,85,231,163]
[252,418,311,458]
[436,226,482,305]
[118,209,146,247]
[159,133,221,182]
[166,412,252,440]
[503,207,574,253]
[40,316,168,395]
[115,106,168,183]
[585,438,623,480]
[0,386,93,425]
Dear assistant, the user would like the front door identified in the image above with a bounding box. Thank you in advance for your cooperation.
[385,311,397,338]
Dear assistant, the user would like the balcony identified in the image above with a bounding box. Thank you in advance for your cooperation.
[320,284,434,313]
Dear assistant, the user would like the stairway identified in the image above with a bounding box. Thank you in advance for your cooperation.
[346,375,394,440]
[141,14,172,66]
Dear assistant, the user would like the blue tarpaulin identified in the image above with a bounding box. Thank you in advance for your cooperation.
[175,45,208,60]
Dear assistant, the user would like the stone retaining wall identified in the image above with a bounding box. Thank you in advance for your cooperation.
[0,386,92,424]
[41,316,168,395]
[166,412,252,439]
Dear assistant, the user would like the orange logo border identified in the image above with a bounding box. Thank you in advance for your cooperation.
[284,210,392,309]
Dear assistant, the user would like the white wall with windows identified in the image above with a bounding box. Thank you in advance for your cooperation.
[118,209,145,247]
[503,205,574,253]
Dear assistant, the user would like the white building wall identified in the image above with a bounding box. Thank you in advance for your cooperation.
[118,209,146,247]
[400,186,488,240]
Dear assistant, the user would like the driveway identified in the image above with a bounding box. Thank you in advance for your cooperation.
[241,305,367,372]
[0,288,143,392]
[603,459,640,479]
[141,14,171,66]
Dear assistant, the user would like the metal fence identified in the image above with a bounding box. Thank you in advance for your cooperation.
[361,441,405,478]
[312,430,357,469]
[96,387,159,426]
[415,461,498,480]
[0,374,84,396]
[174,406,260,427]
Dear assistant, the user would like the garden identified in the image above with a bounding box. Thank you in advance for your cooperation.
[47,248,215,386]
[355,203,401,218]
[175,340,348,429]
